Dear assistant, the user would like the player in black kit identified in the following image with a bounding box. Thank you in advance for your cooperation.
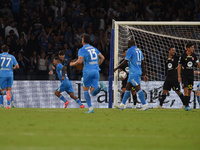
[156,46,185,108]
[178,43,200,111]
[118,49,138,108]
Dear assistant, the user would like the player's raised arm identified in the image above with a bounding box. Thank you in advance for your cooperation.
[61,66,67,80]
[98,53,104,66]
[113,59,128,72]
[70,56,83,67]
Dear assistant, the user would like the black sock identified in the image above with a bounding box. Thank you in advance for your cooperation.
[159,94,166,106]
[121,93,124,102]
[132,94,137,105]
[184,96,190,107]
[178,93,185,106]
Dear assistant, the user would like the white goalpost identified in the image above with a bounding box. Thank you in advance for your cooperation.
[111,21,200,107]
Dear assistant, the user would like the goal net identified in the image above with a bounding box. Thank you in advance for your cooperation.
[110,21,200,108]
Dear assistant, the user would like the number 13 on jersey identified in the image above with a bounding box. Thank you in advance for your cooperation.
[88,49,97,60]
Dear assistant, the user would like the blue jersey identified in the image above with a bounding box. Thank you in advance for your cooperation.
[56,63,69,82]
[0,52,18,77]
[78,44,101,73]
[125,46,144,76]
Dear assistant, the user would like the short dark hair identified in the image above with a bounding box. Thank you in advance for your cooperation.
[186,42,194,49]
[1,45,9,52]
[58,50,65,56]
[82,33,91,44]
[169,46,175,51]
[54,57,61,61]
[128,38,136,48]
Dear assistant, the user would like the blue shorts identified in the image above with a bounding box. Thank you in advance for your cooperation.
[83,70,99,88]
[56,79,74,93]
[127,75,141,86]
[0,76,13,89]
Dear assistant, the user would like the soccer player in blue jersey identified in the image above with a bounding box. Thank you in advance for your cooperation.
[70,33,107,113]
[114,39,148,110]
[53,57,85,108]
[0,45,19,109]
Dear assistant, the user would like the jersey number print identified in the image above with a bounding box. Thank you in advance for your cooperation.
[1,57,11,67]
[88,49,97,60]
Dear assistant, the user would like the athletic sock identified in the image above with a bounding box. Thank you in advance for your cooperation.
[75,99,83,106]
[121,93,124,102]
[178,93,185,106]
[122,90,131,104]
[0,95,3,104]
[91,87,101,96]
[84,91,92,107]
[132,94,137,105]
[184,96,190,107]
[11,91,13,102]
[59,95,67,103]
[138,90,146,105]
[197,96,200,105]
[159,93,166,106]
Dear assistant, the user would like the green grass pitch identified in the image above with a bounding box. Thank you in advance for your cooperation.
[0,108,200,150]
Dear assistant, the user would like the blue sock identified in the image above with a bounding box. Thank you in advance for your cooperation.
[122,90,131,104]
[7,99,10,105]
[138,89,146,105]
[76,99,82,106]
[84,91,92,107]
[91,87,101,96]
[3,90,6,95]
[0,95,3,104]
[59,95,67,103]
[11,91,13,102]
[197,96,200,105]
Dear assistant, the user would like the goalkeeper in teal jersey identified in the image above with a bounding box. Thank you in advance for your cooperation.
[70,33,107,113]
[0,45,19,109]
[114,39,148,110]
[53,57,84,108]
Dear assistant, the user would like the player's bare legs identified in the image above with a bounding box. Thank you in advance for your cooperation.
[68,92,85,108]
[195,88,200,106]
[54,90,69,108]
[183,87,192,111]
[175,90,185,108]
[119,82,148,110]
[6,87,11,101]
[83,86,94,113]
[0,88,11,109]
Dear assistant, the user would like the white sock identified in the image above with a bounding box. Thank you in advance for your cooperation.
[89,107,93,111]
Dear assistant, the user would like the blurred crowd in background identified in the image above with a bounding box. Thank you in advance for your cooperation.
[0,0,199,80]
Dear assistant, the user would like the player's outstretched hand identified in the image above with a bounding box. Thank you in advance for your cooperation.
[178,76,182,83]
[69,62,74,66]
[194,70,200,75]
[49,70,53,75]
[143,75,148,82]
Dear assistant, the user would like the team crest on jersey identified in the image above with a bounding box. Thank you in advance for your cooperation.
[187,61,193,67]
[168,63,172,69]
